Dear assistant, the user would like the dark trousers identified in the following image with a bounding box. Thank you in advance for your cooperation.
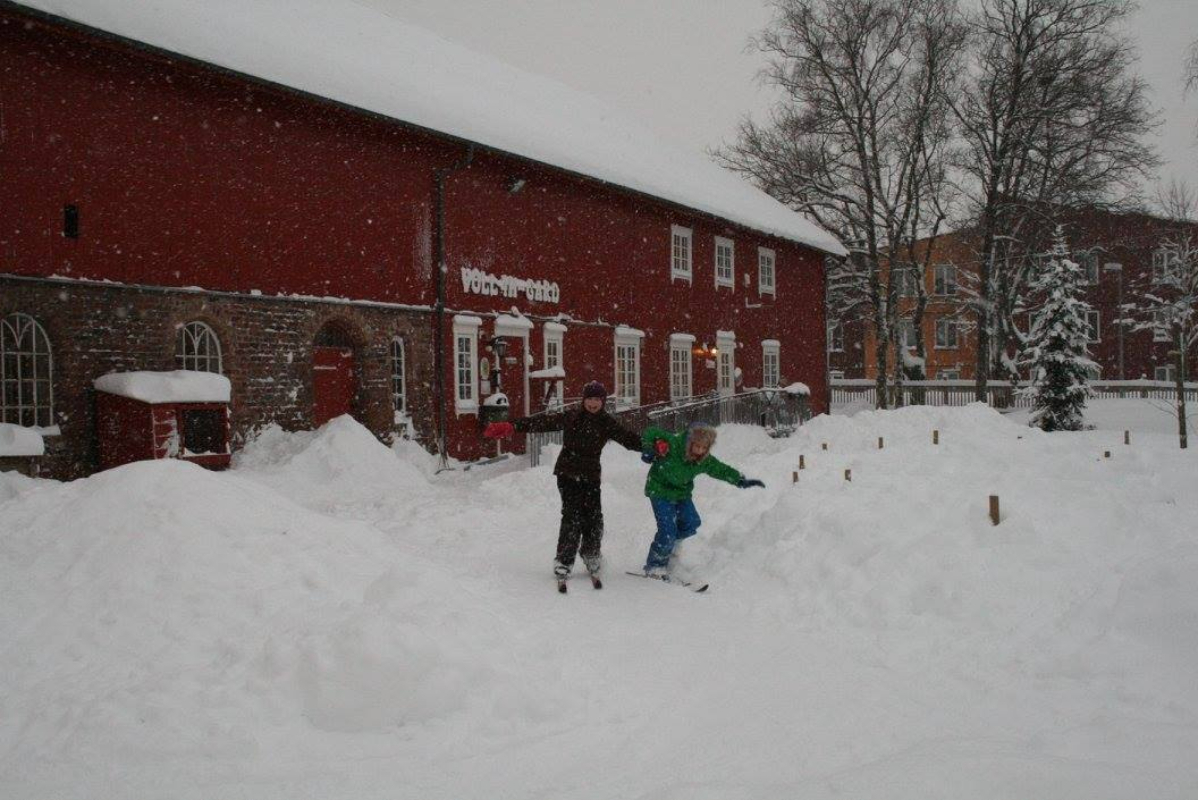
[555,475,604,572]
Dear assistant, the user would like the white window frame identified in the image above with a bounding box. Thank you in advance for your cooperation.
[898,319,918,349]
[827,320,844,353]
[714,236,735,289]
[761,340,781,388]
[1086,310,1101,343]
[669,333,694,402]
[390,337,407,417]
[1156,364,1177,382]
[933,264,957,297]
[895,264,919,298]
[614,327,644,408]
[935,319,959,350]
[1,312,54,428]
[716,330,736,396]
[1153,310,1171,343]
[829,370,845,381]
[758,247,776,296]
[671,225,693,283]
[452,315,482,413]
[1077,251,1099,284]
[1153,246,1181,284]
[543,323,565,408]
[936,369,961,380]
[176,321,223,374]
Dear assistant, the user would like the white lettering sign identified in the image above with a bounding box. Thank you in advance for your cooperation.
[460,267,561,304]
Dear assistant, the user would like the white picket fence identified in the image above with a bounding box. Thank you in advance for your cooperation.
[831,378,1198,410]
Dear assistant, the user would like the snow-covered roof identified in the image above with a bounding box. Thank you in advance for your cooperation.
[94,371,232,404]
[19,0,845,257]
[0,423,45,457]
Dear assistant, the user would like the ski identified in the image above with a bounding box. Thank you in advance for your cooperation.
[625,571,708,593]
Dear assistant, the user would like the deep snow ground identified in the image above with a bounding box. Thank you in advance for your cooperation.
[2,402,1197,799]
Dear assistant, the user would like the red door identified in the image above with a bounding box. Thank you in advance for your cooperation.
[313,346,356,426]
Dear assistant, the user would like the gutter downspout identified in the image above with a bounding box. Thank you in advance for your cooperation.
[432,144,475,472]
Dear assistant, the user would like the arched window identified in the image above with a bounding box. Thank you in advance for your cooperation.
[390,337,407,417]
[1,313,54,427]
[176,321,223,373]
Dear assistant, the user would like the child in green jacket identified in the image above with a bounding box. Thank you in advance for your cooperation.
[640,422,764,576]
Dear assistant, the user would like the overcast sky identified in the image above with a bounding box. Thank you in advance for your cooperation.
[363,0,1198,214]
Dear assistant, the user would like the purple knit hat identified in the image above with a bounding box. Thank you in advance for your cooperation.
[581,380,608,400]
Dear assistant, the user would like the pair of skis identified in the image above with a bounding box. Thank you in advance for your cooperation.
[555,571,708,593]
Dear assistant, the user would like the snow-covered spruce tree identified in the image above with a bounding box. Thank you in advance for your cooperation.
[1020,228,1096,431]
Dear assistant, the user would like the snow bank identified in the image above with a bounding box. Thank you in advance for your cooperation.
[232,415,433,512]
[4,407,1197,799]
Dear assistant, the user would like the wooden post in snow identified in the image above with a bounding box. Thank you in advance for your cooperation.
[844,469,852,482]
[792,471,799,484]
[989,495,1000,526]
[799,455,806,470]
[878,436,884,449]
[933,430,939,445]
[1124,430,1130,445]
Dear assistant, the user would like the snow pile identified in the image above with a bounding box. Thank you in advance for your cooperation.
[233,415,434,512]
[3,405,1198,799]
[0,422,44,456]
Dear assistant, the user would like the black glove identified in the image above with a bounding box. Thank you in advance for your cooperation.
[640,449,655,464]
[737,478,765,489]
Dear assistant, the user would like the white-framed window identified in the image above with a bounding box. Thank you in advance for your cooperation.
[715,237,735,289]
[543,323,565,408]
[452,315,482,412]
[1077,251,1099,284]
[671,225,693,282]
[937,369,961,380]
[176,321,223,374]
[716,331,736,396]
[758,247,776,295]
[1153,246,1182,284]
[829,370,845,380]
[1153,310,1171,342]
[1,313,54,428]
[827,320,844,352]
[894,265,920,298]
[761,340,781,388]
[669,333,694,402]
[614,327,643,407]
[1156,364,1177,382]
[933,264,957,297]
[1085,310,1101,343]
[935,319,959,349]
[390,337,407,417]
[898,319,917,349]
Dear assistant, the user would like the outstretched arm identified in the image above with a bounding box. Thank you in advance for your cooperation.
[512,410,567,434]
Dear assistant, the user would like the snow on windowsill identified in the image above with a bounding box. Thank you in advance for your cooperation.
[0,423,46,457]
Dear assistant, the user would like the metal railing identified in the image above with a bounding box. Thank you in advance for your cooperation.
[831,378,1198,410]
[527,389,811,468]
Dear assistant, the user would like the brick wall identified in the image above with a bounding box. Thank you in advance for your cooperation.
[2,276,434,479]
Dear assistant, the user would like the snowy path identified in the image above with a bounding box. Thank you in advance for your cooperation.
[3,404,1197,799]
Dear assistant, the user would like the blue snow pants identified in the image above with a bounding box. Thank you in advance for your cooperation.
[644,497,701,570]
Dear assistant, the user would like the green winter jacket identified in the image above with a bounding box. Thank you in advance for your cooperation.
[641,426,743,501]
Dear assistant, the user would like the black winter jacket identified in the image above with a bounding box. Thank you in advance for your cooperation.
[513,407,642,482]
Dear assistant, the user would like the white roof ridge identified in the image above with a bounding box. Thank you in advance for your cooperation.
[19,0,845,256]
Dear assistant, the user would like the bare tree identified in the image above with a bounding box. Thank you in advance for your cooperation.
[950,0,1159,399]
[718,0,966,408]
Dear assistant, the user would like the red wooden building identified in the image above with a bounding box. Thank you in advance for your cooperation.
[0,0,844,479]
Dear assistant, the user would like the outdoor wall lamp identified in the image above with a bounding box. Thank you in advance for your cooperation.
[507,177,527,194]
